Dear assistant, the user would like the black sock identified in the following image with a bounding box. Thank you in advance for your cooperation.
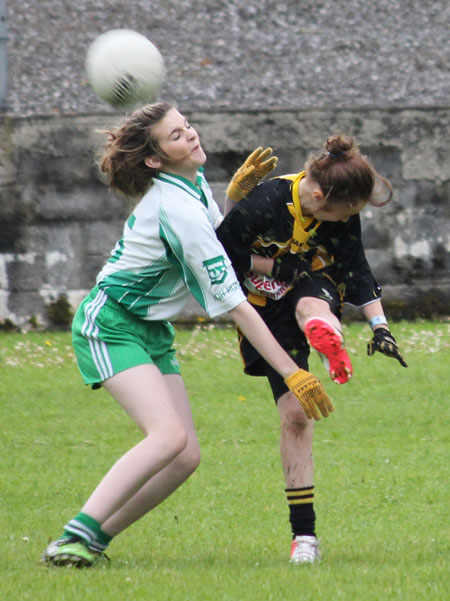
[285,486,316,538]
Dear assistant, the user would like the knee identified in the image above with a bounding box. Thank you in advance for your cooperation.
[295,296,316,322]
[281,397,314,434]
[173,439,201,477]
[158,422,190,460]
[284,409,310,433]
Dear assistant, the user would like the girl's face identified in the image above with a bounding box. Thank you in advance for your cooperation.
[148,108,206,178]
[300,174,368,222]
[311,199,367,223]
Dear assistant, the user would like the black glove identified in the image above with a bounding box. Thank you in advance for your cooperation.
[271,253,310,285]
[367,328,407,367]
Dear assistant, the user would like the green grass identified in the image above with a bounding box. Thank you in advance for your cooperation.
[0,321,449,600]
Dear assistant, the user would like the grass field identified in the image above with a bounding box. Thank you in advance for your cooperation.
[0,321,449,600]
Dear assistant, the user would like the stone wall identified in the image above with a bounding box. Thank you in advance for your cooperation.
[1,106,449,327]
[7,1,450,116]
[2,1,449,326]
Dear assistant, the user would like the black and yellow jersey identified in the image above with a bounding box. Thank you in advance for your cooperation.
[216,172,381,307]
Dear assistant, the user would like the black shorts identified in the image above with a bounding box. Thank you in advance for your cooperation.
[239,273,343,402]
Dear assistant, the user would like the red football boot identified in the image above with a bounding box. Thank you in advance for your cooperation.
[304,318,352,384]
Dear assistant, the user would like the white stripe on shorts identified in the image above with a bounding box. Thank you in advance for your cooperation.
[81,289,114,381]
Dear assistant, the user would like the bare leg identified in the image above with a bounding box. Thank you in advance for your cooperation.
[277,390,317,547]
[100,374,201,537]
[277,391,314,488]
[295,296,352,384]
[81,364,189,525]
[295,296,342,334]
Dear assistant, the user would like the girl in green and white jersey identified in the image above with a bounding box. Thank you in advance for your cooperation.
[42,103,332,567]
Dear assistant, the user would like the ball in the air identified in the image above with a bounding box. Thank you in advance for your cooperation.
[86,29,166,108]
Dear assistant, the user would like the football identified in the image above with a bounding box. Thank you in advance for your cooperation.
[85,29,166,108]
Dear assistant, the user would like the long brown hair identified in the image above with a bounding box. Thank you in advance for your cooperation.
[98,102,174,200]
[307,135,393,207]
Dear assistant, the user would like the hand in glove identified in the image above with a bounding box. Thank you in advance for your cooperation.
[367,328,407,367]
[271,253,310,285]
[226,147,278,202]
[285,369,334,421]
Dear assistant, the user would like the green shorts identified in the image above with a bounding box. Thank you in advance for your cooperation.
[72,286,181,388]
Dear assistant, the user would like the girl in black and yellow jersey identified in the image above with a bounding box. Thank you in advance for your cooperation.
[217,134,407,563]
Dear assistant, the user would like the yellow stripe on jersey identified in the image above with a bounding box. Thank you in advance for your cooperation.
[283,172,322,253]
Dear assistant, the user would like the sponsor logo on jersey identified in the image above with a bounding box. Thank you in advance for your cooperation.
[213,281,240,300]
[202,255,228,284]
[244,271,292,301]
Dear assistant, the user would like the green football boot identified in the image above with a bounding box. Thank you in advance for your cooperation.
[41,536,97,567]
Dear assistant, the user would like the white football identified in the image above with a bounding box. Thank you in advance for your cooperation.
[86,29,166,108]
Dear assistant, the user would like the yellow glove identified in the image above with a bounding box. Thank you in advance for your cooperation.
[285,369,334,421]
[226,147,278,202]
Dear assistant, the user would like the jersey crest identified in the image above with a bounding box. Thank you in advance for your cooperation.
[202,255,228,284]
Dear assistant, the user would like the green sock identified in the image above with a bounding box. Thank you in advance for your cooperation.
[98,528,113,546]
[89,528,113,552]
[89,530,113,553]
[62,512,103,546]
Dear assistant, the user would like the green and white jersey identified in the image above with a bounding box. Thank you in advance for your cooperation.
[96,168,246,320]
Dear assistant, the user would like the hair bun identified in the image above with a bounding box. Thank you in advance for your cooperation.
[325,135,354,159]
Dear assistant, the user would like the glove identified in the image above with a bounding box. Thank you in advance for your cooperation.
[367,328,407,367]
[226,147,278,202]
[285,369,334,421]
[271,253,310,285]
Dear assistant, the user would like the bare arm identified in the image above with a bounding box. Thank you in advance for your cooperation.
[250,254,275,274]
[224,196,236,215]
[362,299,389,330]
[229,300,300,379]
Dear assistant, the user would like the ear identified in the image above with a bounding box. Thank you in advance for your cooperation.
[311,187,326,210]
[145,155,163,170]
